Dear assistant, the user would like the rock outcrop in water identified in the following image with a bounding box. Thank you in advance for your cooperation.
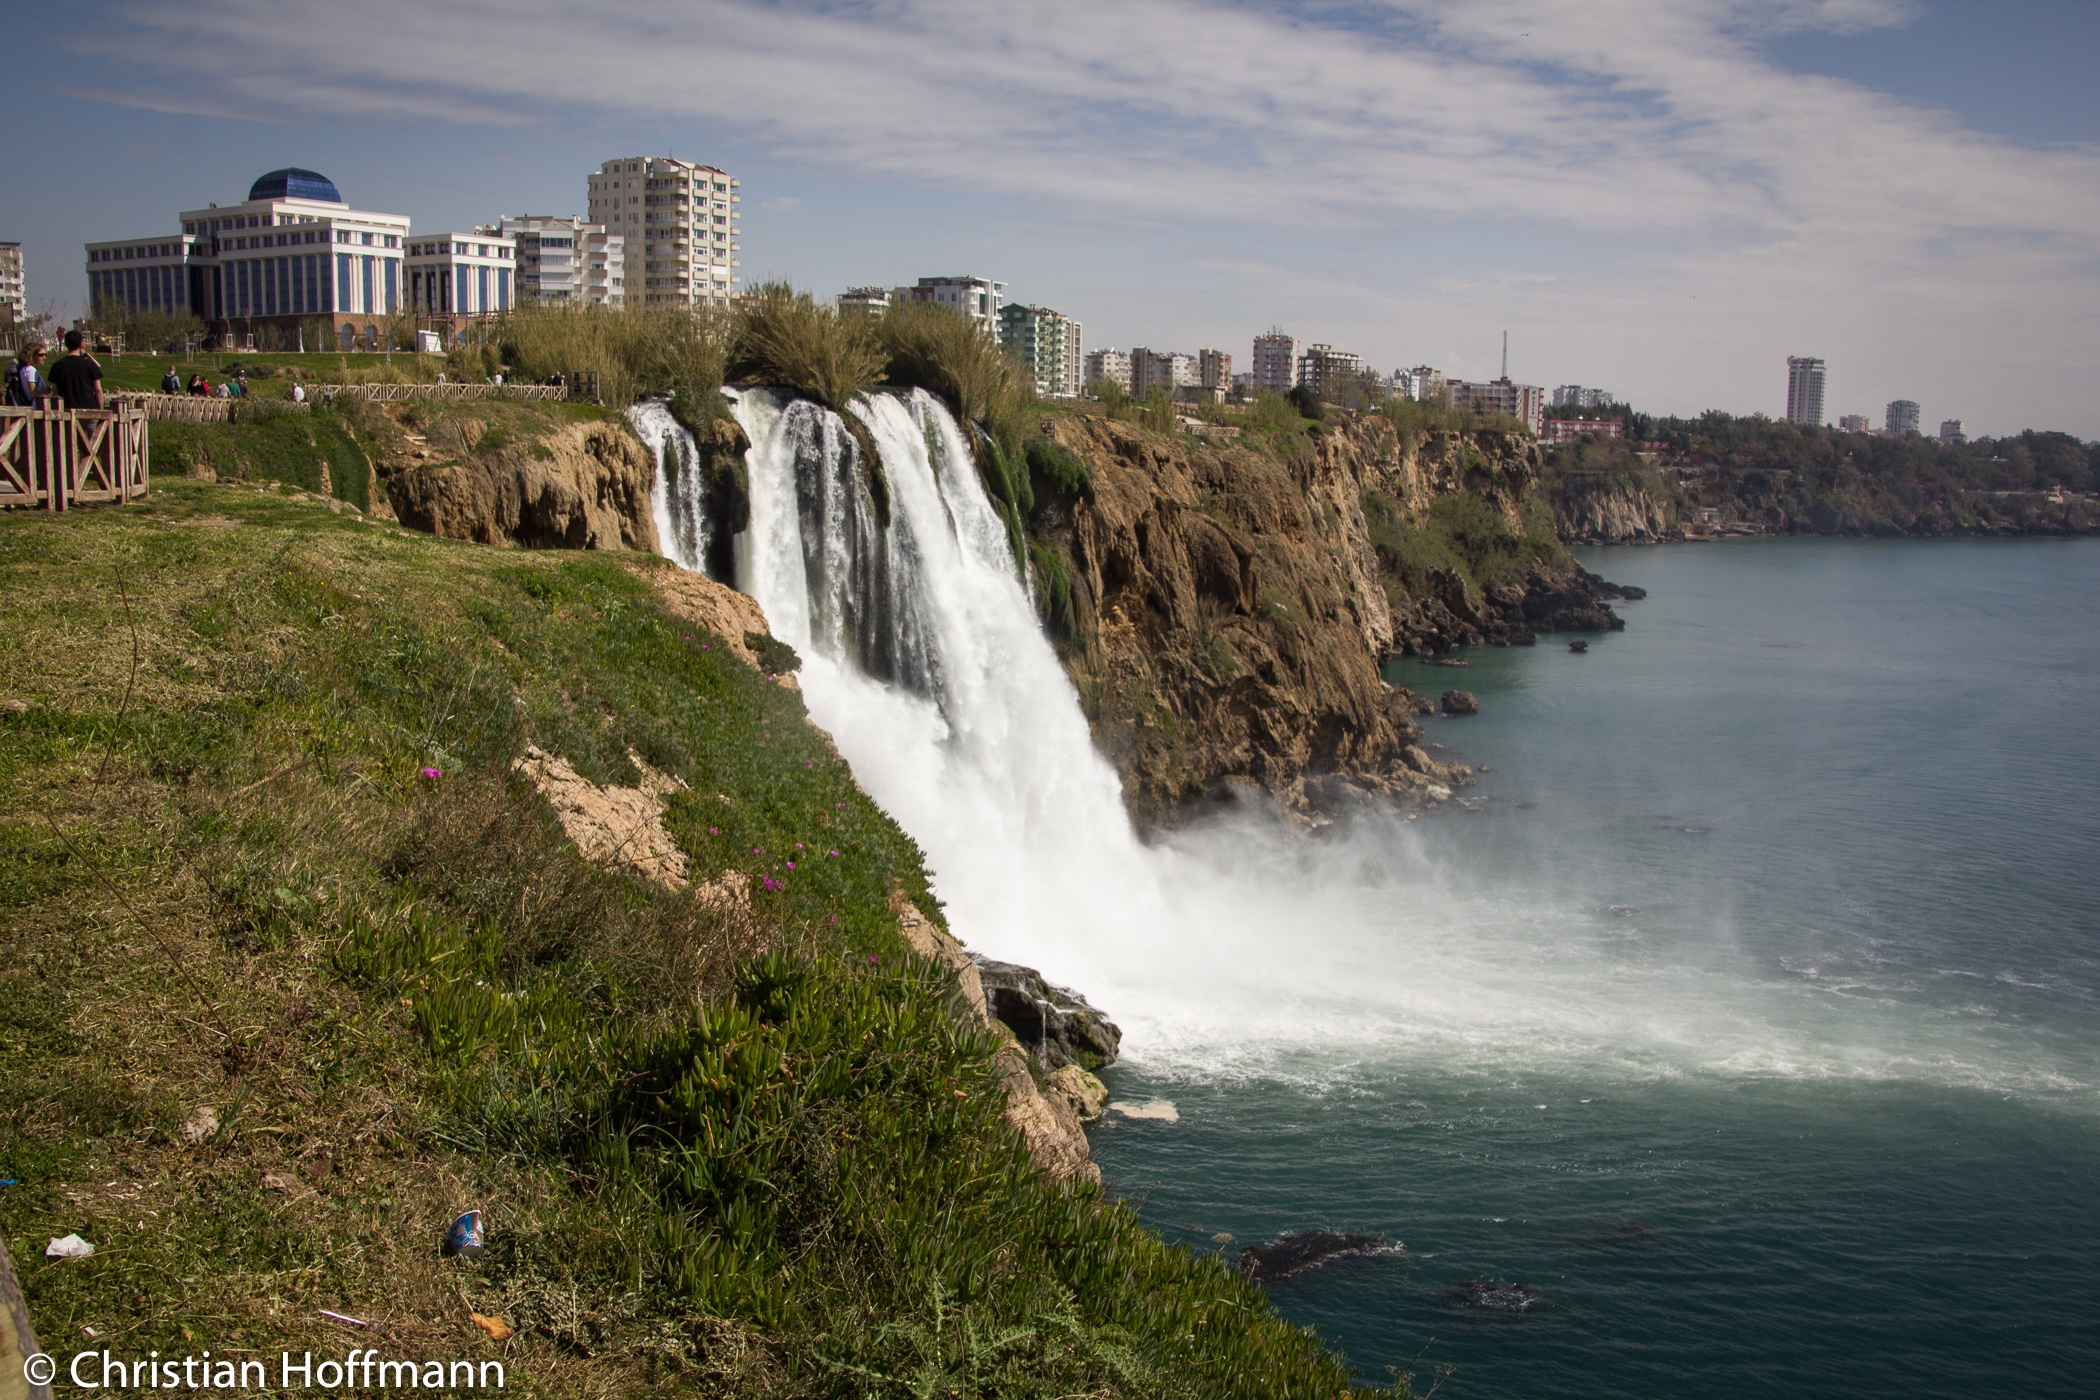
[1238,1231,1392,1282]
[1023,413,1624,826]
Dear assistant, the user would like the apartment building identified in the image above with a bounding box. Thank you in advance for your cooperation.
[495,216,621,306]
[1552,385,1615,409]
[85,168,410,344]
[1296,344,1365,401]
[0,243,22,325]
[1252,329,1299,394]
[1394,366,1445,403]
[405,232,515,325]
[1939,419,1965,445]
[1447,377,1545,433]
[903,276,1004,335]
[1132,348,1199,396]
[1786,356,1827,427]
[838,286,894,314]
[1542,419,1624,443]
[1885,399,1921,436]
[1084,349,1133,394]
[1198,348,1233,391]
[1838,414,1870,433]
[587,156,738,307]
[999,304,1084,398]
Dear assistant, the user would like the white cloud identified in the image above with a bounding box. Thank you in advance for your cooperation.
[54,0,2100,430]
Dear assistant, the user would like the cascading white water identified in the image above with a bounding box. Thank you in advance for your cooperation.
[639,389,2062,1092]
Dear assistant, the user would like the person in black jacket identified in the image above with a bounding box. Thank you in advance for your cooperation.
[48,331,104,410]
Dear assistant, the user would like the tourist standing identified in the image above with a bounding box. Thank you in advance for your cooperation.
[48,331,104,411]
[160,367,182,394]
[4,344,42,406]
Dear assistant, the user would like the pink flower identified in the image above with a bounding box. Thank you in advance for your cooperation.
[827,849,838,857]
[752,847,761,855]
[683,634,691,641]
[786,861,795,870]
[419,766,441,780]
[763,731,771,739]
[795,843,804,850]
[866,954,878,964]
[709,826,718,835]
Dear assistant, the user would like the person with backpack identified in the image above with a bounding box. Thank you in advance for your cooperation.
[47,331,104,411]
[4,344,41,406]
[161,367,182,394]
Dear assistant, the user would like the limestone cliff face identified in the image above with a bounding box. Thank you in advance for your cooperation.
[1549,475,1684,544]
[388,421,659,552]
[1027,413,1626,827]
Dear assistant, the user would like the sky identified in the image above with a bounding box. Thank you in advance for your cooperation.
[4,0,2096,437]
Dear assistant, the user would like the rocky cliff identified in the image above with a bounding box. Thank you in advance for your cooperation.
[1025,412,1632,827]
[388,419,659,552]
[1547,472,1685,543]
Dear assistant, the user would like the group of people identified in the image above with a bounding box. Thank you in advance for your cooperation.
[5,331,105,410]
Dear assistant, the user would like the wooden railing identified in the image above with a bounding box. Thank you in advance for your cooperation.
[338,382,567,403]
[109,393,306,424]
[0,404,150,510]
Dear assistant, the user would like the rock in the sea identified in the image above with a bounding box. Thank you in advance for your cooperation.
[972,957,1122,1071]
[1238,1231,1390,1283]
[1449,1280,1548,1311]
[1568,639,1588,653]
[1440,689,1478,716]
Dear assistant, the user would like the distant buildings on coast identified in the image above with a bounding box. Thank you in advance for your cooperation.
[1794,357,1963,441]
[68,156,740,347]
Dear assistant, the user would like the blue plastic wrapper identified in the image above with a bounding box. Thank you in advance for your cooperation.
[443,1209,485,1258]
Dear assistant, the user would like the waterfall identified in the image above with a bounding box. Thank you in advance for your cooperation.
[647,387,1477,1072]
[641,388,1900,1086]
[650,388,1167,983]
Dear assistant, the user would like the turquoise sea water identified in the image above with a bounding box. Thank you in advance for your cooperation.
[1089,539,2100,1398]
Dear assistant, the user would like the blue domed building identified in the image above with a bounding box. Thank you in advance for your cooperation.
[83,167,417,349]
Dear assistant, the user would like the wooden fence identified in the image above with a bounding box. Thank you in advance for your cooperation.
[109,393,307,424]
[0,404,150,510]
[338,382,567,403]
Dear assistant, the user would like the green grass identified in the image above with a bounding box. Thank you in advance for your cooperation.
[0,482,1398,1398]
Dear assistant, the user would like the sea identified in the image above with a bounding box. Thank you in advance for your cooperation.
[647,400,2100,1399]
[1088,538,2100,1398]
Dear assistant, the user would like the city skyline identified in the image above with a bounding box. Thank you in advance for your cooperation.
[3,1,2096,437]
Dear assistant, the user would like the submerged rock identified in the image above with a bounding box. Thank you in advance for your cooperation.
[1449,1280,1548,1311]
[972,957,1122,1071]
[1237,1231,1390,1283]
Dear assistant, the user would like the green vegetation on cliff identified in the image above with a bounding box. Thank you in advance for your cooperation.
[0,483,1396,1398]
[1543,409,2097,537]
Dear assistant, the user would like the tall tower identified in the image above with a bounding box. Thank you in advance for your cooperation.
[586,156,739,308]
[1786,356,1827,427]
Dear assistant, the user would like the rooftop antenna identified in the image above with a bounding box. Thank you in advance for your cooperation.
[1501,330,1509,380]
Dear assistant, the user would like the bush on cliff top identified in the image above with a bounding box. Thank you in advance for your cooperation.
[0,482,1396,1399]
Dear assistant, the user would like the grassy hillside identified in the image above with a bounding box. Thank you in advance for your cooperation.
[0,482,1395,1398]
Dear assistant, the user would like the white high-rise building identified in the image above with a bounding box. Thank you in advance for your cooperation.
[1885,399,1921,436]
[1552,385,1616,409]
[1252,328,1299,394]
[0,243,23,326]
[902,276,1004,335]
[1000,303,1083,398]
[587,157,738,307]
[1394,366,1445,403]
[1786,356,1827,427]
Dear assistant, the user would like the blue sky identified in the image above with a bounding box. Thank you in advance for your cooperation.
[5,0,2096,436]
